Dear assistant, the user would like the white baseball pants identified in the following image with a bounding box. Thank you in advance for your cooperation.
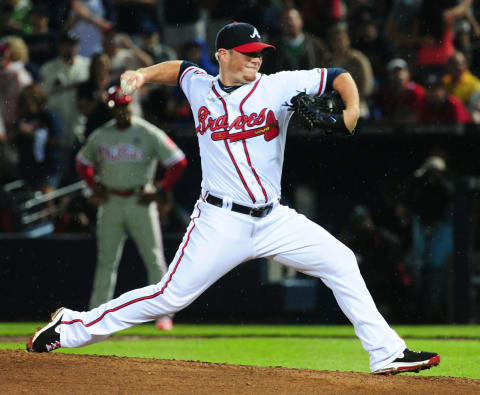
[59,199,406,372]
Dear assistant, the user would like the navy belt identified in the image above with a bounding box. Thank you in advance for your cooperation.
[206,195,273,218]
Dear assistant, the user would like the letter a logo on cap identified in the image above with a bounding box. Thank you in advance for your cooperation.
[250,28,260,39]
[215,22,275,53]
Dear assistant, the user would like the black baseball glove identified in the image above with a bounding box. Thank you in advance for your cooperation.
[286,91,353,135]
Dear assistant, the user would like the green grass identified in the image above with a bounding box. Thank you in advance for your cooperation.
[3,323,480,338]
[2,323,480,378]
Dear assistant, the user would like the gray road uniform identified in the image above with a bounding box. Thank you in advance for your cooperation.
[77,116,186,308]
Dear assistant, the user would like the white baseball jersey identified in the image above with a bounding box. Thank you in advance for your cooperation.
[179,66,328,205]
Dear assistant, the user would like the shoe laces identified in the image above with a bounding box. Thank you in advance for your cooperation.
[46,340,61,352]
[408,349,423,355]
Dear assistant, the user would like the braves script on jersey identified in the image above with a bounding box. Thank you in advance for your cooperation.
[180,66,328,204]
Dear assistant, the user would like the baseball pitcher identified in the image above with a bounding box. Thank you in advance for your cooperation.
[28,22,440,375]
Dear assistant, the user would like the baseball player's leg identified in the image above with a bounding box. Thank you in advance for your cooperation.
[90,200,127,309]
[126,200,167,284]
[255,204,406,372]
[58,201,253,348]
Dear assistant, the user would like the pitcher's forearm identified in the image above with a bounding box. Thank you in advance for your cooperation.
[138,61,183,86]
[332,72,360,132]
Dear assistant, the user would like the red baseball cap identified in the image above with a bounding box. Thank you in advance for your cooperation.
[215,22,276,53]
[107,86,132,108]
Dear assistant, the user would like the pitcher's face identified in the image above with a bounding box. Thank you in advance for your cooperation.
[223,49,263,84]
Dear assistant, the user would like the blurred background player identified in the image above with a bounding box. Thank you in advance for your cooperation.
[75,86,187,330]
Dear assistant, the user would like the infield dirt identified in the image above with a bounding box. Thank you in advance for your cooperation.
[1,349,479,394]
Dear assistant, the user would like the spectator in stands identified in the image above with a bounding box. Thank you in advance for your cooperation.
[202,0,244,54]
[327,22,374,119]
[339,204,405,321]
[375,58,425,123]
[418,73,471,124]
[12,83,62,194]
[137,19,178,64]
[350,8,392,85]
[6,35,38,80]
[0,38,33,131]
[76,81,111,140]
[0,109,21,186]
[163,0,206,49]
[5,35,28,63]
[102,27,153,117]
[235,0,284,41]
[135,19,177,127]
[38,0,71,33]
[114,0,158,35]
[384,0,423,64]
[22,4,57,70]
[453,7,480,67]
[63,0,115,58]
[404,154,455,323]
[102,27,153,82]
[374,177,412,254]
[468,91,480,123]
[299,0,344,38]
[443,51,480,107]
[74,52,113,145]
[416,0,474,83]
[261,7,330,75]
[86,52,113,95]
[39,30,90,184]
[0,0,33,35]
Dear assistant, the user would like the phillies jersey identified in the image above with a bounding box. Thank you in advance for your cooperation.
[180,66,329,205]
[77,116,185,190]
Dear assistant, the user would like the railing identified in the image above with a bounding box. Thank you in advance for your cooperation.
[2,180,87,237]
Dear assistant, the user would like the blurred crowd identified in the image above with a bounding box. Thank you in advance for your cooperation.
[1,0,479,322]
[337,151,455,323]
[1,0,479,187]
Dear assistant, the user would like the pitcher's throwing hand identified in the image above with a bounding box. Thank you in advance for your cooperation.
[120,70,145,94]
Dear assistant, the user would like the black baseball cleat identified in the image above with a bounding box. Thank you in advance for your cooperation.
[373,349,440,375]
[26,307,65,353]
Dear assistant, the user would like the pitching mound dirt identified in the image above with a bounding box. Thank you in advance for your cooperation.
[1,349,479,394]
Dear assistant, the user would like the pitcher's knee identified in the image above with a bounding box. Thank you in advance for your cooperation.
[344,246,358,264]
[333,243,359,270]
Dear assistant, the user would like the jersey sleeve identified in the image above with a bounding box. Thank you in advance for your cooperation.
[150,126,186,167]
[76,132,98,166]
[178,61,210,103]
[269,68,332,98]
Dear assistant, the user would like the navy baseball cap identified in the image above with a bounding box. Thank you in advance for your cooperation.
[215,22,276,53]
